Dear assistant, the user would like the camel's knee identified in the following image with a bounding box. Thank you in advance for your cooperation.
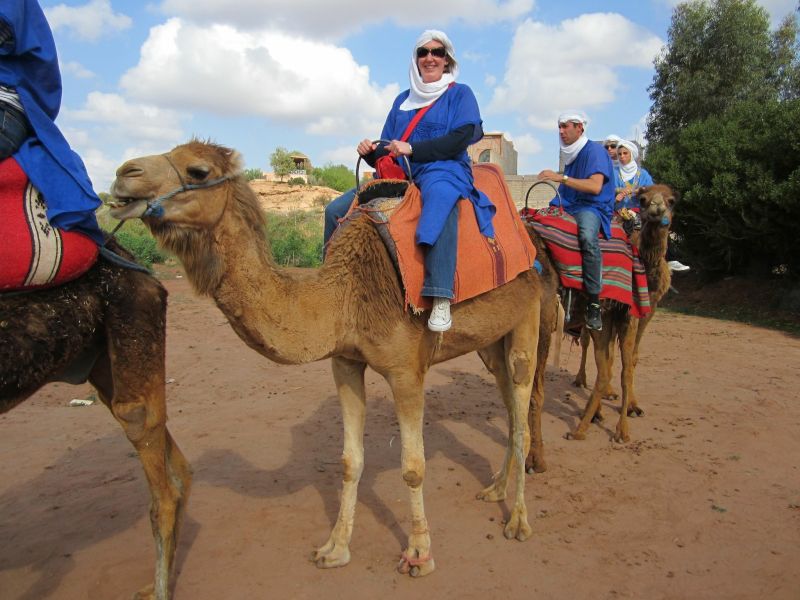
[112,401,150,442]
[402,459,425,488]
[508,349,534,386]
[341,452,364,483]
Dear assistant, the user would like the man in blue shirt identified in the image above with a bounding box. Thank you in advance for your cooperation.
[537,112,614,330]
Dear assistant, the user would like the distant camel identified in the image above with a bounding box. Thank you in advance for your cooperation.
[0,239,191,600]
[566,184,676,441]
[109,140,544,577]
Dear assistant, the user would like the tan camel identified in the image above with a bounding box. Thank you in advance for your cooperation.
[565,184,676,442]
[109,140,544,577]
[0,239,191,600]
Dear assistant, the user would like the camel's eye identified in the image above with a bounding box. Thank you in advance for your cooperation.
[186,166,210,181]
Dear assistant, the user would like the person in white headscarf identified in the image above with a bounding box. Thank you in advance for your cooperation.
[614,139,654,210]
[603,134,623,168]
[536,111,615,331]
[324,30,493,331]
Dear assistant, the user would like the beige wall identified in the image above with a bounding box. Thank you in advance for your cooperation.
[469,133,518,176]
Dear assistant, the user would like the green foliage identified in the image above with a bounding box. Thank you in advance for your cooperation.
[309,163,355,192]
[265,211,323,267]
[244,168,264,181]
[96,211,168,269]
[288,177,306,186]
[645,0,800,278]
[269,147,294,182]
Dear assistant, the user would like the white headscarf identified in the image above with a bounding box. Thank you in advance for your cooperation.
[399,30,458,111]
[604,133,622,168]
[558,111,588,166]
[616,139,640,182]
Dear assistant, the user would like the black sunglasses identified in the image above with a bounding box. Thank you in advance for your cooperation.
[416,46,447,59]
[604,144,617,149]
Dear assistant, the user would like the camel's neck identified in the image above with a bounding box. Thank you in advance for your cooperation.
[183,204,344,365]
[636,221,671,305]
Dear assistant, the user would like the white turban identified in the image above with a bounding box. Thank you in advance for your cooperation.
[604,134,622,145]
[617,139,639,161]
[558,111,588,126]
[400,30,458,111]
[617,139,640,181]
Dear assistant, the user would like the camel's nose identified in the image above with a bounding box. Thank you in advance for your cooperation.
[115,160,144,178]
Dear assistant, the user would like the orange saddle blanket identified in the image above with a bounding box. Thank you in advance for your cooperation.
[350,163,536,312]
[0,157,98,292]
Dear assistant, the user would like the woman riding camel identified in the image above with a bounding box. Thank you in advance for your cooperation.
[323,30,495,332]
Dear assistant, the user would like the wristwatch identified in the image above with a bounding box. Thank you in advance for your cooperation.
[562,174,569,183]
[408,143,413,155]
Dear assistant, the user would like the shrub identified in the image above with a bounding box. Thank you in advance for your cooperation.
[288,177,306,186]
[244,168,264,181]
[265,211,323,267]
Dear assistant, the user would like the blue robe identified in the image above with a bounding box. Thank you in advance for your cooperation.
[614,165,654,210]
[0,0,102,244]
[550,140,615,239]
[380,83,495,245]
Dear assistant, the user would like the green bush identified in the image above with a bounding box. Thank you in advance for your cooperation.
[309,163,356,192]
[288,177,306,186]
[265,211,323,267]
[96,208,168,269]
[244,168,264,181]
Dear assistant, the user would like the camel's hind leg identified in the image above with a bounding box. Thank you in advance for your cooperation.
[614,318,640,443]
[477,305,538,540]
[91,282,191,600]
[573,327,591,389]
[314,356,367,569]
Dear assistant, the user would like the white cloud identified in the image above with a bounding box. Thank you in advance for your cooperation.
[119,19,398,139]
[62,61,95,79]
[488,14,664,129]
[45,0,132,41]
[60,93,187,190]
[156,0,534,39]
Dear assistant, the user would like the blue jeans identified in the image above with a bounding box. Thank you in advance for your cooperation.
[421,204,458,299]
[0,103,29,159]
[323,187,357,248]
[572,209,603,297]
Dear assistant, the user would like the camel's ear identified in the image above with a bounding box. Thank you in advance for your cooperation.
[225,150,244,173]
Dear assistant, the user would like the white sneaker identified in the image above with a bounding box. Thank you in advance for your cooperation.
[428,297,452,332]
[668,260,691,272]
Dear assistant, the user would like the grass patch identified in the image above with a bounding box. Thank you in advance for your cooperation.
[265,210,323,267]
[96,207,169,269]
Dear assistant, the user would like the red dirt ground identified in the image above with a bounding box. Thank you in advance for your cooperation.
[2,270,799,600]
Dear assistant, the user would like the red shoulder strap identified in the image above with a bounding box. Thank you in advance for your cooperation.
[399,82,455,142]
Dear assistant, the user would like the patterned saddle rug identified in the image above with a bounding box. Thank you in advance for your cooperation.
[338,163,537,312]
[522,206,651,318]
[0,157,98,292]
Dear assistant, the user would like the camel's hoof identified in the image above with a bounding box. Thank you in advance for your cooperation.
[476,483,506,502]
[613,429,630,444]
[397,552,435,577]
[604,391,619,401]
[591,412,605,424]
[628,406,644,417]
[503,513,532,541]
[565,430,586,441]
[572,377,587,389]
[313,542,351,569]
[525,456,547,475]
[132,584,156,600]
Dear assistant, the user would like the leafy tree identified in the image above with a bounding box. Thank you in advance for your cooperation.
[645,0,800,278]
[244,167,264,181]
[309,163,356,192]
[269,147,294,182]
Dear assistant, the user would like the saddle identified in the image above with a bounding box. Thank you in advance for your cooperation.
[0,157,99,292]
[336,163,537,312]
[522,206,651,319]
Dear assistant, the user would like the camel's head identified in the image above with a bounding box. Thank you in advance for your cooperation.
[637,184,678,228]
[109,140,243,229]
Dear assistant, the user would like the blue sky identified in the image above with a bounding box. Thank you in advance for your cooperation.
[40,0,798,192]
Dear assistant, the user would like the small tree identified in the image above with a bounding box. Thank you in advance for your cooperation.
[269,147,294,182]
[309,163,355,192]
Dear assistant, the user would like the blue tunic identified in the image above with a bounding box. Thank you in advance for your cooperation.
[0,0,102,244]
[550,140,614,239]
[380,83,495,245]
[614,166,654,211]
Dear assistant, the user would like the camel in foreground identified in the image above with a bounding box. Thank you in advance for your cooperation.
[109,140,544,576]
[0,239,191,600]
[566,184,676,442]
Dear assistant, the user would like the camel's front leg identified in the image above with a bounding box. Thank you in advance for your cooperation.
[614,320,638,443]
[568,326,613,440]
[314,357,367,569]
[388,370,435,577]
[92,355,191,600]
[573,327,591,388]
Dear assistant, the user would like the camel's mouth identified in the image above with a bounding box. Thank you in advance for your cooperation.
[107,196,151,221]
